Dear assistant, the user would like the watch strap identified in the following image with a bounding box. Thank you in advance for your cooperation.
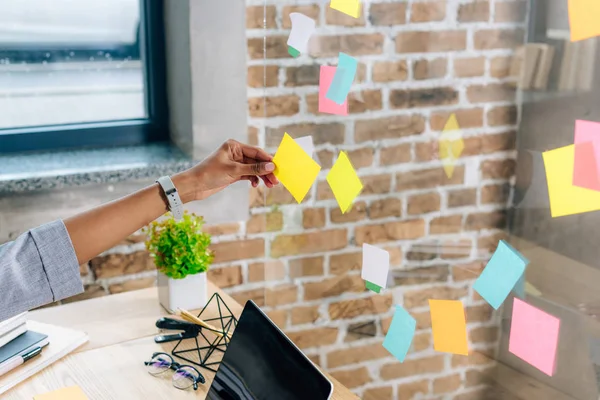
[156,176,184,220]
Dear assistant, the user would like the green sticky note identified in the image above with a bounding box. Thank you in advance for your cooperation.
[365,280,381,293]
[288,46,300,58]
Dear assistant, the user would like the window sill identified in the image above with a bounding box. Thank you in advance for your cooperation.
[0,143,196,194]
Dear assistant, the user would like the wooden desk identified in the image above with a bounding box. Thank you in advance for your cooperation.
[4,282,358,399]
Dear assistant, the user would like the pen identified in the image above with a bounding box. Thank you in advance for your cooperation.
[0,346,42,377]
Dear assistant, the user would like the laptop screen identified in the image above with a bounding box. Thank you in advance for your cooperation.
[207,300,333,400]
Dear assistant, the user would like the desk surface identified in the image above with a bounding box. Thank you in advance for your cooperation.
[4,282,358,400]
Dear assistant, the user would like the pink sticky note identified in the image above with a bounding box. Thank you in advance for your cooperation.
[319,65,348,115]
[573,120,600,191]
[509,298,560,376]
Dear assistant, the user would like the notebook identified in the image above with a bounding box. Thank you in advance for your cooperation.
[0,330,48,365]
[0,313,27,338]
[0,324,27,349]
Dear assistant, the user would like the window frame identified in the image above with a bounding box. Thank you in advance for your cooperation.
[0,0,169,154]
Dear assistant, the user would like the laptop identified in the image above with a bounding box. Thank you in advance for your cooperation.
[207,301,333,400]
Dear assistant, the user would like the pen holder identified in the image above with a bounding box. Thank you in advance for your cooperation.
[171,292,237,373]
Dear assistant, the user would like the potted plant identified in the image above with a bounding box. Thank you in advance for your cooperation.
[145,212,214,313]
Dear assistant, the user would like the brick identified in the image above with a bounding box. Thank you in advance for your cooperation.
[326,4,366,26]
[291,305,320,325]
[347,147,374,169]
[330,252,362,275]
[282,5,320,29]
[482,183,510,204]
[286,327,338,349]
[478,232,508,253]
[466,367,494,387]
[362,174,392,195]
[394,265,450,285]
[406,241,439,261]
[404,286,468,308]
[390,87,458,109]
[247,36,288,59]
[369,198,402,219]
[455,389,490,400]
[317,149,334,169]
[355,219,426,245]
[289,256,324,278]
[474,29,525,50]
[248,65,278,88]
[266,123,345,147]
[248,95,299,118]
[488,105,517,126]
[248,261,285,282]
[204,223,240,236]
[330,366,372,389]
[108,277,155,294]
[386,246,404,266]
[451,351,495,368]
[207,265,243,288]
[329,294,393,320]
[413,58,447,80]
[442,238,472,259]
[396,31,466,53]
[397,166,464,190]
[316,181,335,200]
[372,60,408,82]
[331,201,367,223]
[430,215,463,234]
[454,57,486,77]
[467,304,494,323]
[448,188,477,208]
[304,275,365,300]
[230,288,265,307]
[470,326,498,343]
[466,83,516,103]
[62,284,107,304]
[407,192,441,215]
[247,126,259,146]
[90,251,154,279]
[310,34,384,58]
[458,2,490,22]
[327,343,389,369]
[212,239,264,263]
[271,229,347,257]
[465,211,506,231]
[265,284,298,306]
[433,374,462,394]
[430,108,484,131]
[398,380,430,400]
[495,1,527,22]
[414,141,437,162]
[303,208,326,229]
[348,90,383,114]
[247,211,283,233]
[285,65,319,87]
[380,143,411,166]
[381,356,444,379]
[370,3,407,25]
[411,1,446,22]
[267,309,288,328]
[246,5,276,29]
[452,261,485,282]
[355,115,425,142]
[413,332,431,352]
[345,320,377,342]
[482,131,516,153]
[481,159,516,179]
[250,185,297,207]
[490,56,512,78]
[363,386,393,400]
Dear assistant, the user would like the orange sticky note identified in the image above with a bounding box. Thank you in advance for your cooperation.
[429,299,469,355]
[568,0,600,42]
[34,386,89,400]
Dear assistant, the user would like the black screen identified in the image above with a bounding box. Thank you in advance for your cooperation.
[207,301,332,400]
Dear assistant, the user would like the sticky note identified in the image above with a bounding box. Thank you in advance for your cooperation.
[319,66,348,115]
[429,299,469,355]
[326,53,358,105]
[361,243,390,289]
[295,135,315,157]
[573,120,600,191]
[365,280,381,293]
[543,144,600,217]
[525,282,542,297]
[439,114,464,179]
[326,152,363,213]
[568,0,600,42]
[330,0,361,18]
[287,13,316,57]
[474,240,529,310]
[34,386,89,400]
[273,133,321,203]
[383,305,416,363]
[509,298,560,376]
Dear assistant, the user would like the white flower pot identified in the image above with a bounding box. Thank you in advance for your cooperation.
[157,271,208,313]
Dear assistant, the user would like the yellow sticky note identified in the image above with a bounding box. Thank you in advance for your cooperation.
[34,386,89,400]
[327,152,363,213]
[525,282,542,297]
[568,0,600,42]
[439,113,464,178]
[330,0,361,18]
[543,144,600,217]
[273,133,321,203]
[429,299,469,355]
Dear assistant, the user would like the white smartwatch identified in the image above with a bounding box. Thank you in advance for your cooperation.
[156,176,184,220]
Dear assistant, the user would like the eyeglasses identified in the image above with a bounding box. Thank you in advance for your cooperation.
[144,352,205,390]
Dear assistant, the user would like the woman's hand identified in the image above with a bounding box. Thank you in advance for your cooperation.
[173,140,279,202]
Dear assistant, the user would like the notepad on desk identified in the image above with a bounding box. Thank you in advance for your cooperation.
[0,321,88,395]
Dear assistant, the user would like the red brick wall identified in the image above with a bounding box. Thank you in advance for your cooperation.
[77,1,526,398]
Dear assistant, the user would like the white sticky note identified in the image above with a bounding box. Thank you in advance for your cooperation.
[287,13,316,56]
[295,135,315,158]
[361,243,390,288]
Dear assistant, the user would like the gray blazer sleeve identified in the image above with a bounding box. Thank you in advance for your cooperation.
[0,220,83,321]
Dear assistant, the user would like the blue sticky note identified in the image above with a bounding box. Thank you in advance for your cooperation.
[382,305,416,363]
[473,240,529,310]
[325,52,357,105]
